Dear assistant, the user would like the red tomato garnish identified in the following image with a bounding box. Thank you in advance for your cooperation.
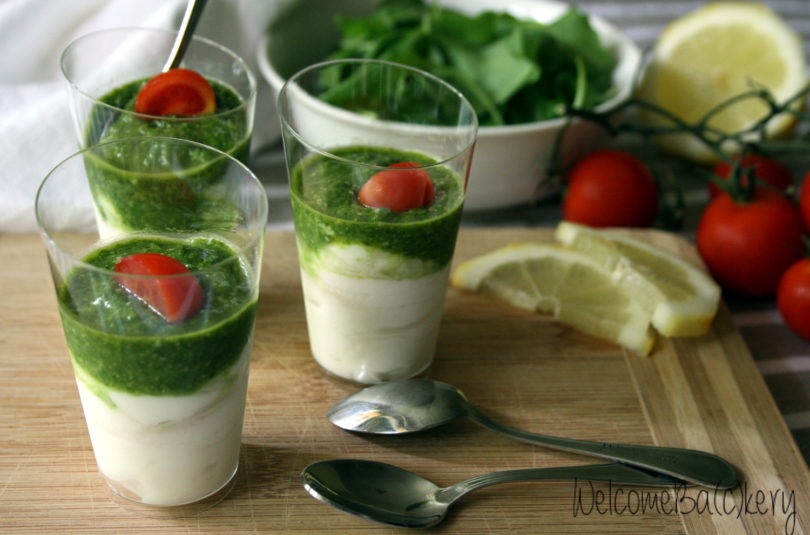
[134,68,216,117]
[799,172,810,231]
[114,253,204,323]
[778,258,810,340]
[563,149,658,228]
[357,162,435,213]
[710,154,792,198]
[696,188,804,297]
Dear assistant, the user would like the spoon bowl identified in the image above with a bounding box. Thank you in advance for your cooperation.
[303,459,446,528]
[328,377,467,434]
[302,459,687,528]
[328,379,738,489]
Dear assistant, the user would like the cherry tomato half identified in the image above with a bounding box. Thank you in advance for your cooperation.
[134,68,216,117]
[358,162,435,213]
[114,253,205,323]
[778,258,810,340]
[563,149,658,228]
[710,154,792,199]
[696,188,804,297]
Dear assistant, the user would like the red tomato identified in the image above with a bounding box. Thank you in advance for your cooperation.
[357,162,435,213]
[710,154,792,198]
[114,253,204,323]
[563,149,658,228]
[778,258,810,340]
[134,68,216,117]
[696,188,804,296]
[800,172,810,231]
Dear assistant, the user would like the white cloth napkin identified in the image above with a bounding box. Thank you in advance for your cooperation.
[0,0,288,233]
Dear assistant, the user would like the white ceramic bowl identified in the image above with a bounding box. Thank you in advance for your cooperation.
[257,0,641,211]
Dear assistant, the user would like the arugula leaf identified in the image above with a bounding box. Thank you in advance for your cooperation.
[324,0,617,126]
[547,9,614,75]
[478,29,540,105]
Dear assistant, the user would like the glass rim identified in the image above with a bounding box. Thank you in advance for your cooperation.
[60,26,257,121]
[35,135,268,278]
[277,58,479,171]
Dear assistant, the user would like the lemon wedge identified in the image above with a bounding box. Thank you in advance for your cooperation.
[555,222,720,337]
[451,242,655,356]
[637,2,808,163]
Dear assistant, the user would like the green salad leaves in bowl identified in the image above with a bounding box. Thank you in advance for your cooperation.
[259,0,641,210]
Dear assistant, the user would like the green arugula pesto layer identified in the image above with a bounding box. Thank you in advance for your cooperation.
[84,78,250,232]
[291,146,464,274]
[89,77,249,154]
[59,235,256,397]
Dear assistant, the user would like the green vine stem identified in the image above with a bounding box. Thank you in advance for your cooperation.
[565,83,810,153]
[546,80,810,227]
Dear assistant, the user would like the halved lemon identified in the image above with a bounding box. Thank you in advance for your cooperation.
[555,221,720,337]
[451,242,656,356]
[637,2,808,163]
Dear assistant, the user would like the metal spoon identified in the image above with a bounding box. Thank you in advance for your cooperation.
[162,0,208,72]
[327,379,738,489]
[302,459,688,528]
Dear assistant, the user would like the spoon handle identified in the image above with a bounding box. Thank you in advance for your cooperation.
[466,408,737,489]
[163,0,208,72]
[436,462,685,504]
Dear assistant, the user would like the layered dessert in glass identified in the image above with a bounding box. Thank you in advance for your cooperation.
[278,59,477,384]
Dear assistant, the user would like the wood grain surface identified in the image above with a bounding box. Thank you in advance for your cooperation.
[1,229,808,534]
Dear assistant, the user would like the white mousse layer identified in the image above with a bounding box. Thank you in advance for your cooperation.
[299,243,449,384]
[74,343,251,506]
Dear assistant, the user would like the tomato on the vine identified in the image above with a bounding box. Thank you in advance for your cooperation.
[696,188,804,297]
[778,258,810,340]
[709,154,792,199]
[563,149,658,228]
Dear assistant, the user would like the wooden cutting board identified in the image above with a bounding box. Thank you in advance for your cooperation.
[1,229,808,534]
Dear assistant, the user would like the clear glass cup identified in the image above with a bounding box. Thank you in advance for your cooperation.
[60,27,256,159]
[35,137,268,513]
[278,59,478,385]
